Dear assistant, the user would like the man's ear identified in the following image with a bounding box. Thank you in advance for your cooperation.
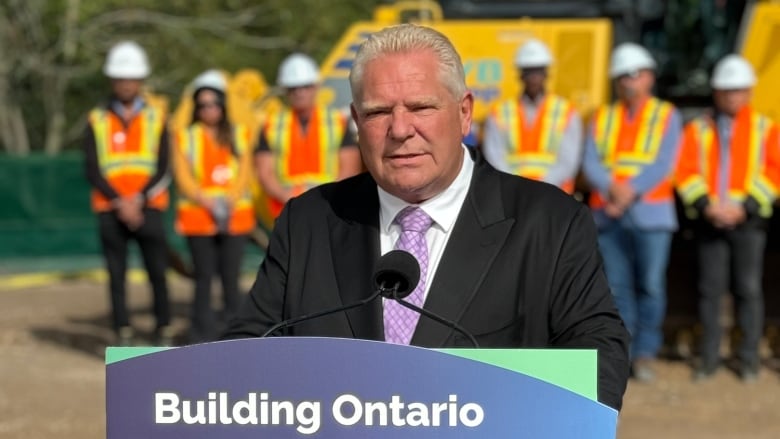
[460,91,474,137]
[350,103,359,125]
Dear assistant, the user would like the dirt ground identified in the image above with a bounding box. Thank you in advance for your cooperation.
[1,277,779,439]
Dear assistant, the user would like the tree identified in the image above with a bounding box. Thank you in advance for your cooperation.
[0,0,382,155]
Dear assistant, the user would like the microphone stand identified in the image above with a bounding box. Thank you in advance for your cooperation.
[260,288,384,338]
[393,296,480,348]
[261,281,480,349]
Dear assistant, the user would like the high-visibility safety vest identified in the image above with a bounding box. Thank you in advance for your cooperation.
[263,106,346,217]
[676,107,780,218]
[89,106,168,212]
[175,123,256,236]
[491,95,576,193]
[589,97,675,208]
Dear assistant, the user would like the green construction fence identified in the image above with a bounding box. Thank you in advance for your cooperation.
[0,152,264,275]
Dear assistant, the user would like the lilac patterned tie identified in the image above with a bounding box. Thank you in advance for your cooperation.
[384,206,433,345]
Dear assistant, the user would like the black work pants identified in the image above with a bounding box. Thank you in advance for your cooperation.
[186,234,247,343]
[98,208,171,332]
[697,224,766,370]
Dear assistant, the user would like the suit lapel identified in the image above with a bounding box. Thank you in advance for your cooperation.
[329,174,383,341]
[411,155,515,347]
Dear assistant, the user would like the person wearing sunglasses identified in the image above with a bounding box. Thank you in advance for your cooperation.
[172,70,256,343]
[582,42,683,383]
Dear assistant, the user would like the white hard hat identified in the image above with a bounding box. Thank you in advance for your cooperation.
[192,69,227,92]
[514,39,554,68]
[277,53,320,88]
[711,54,756,90]
[609,43,656,78]
[103,41,150,79]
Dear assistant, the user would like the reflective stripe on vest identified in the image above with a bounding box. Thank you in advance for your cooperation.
[593,98,672,176]
[589,98,675,208]
[265,107,345,186]
[175,123,255,235]
[89,106,167,211]
[678,109,775,217]
[492,95,572,179]
[675,119,712,206]
[91,107,161,177]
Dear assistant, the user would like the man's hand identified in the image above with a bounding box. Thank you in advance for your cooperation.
[117,196,144,231]
[704,204,726,228]
[720,203,746,227]
[608,182,637,211]
[604,202,625,219]
[705,203,745,229]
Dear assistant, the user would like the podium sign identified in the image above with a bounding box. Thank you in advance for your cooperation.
[106,337,617,438]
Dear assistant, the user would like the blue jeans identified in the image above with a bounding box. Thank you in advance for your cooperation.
[597,218,672,360]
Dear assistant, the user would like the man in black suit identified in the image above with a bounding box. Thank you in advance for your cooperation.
[224,24,629,410]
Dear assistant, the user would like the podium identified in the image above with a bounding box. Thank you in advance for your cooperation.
[106,337,617,438]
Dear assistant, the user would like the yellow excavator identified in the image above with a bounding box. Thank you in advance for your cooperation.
[316,0,780,125]
[170,4,780,348]
[172,0,780,227]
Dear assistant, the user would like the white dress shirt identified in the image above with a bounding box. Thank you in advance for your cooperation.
[377,145,474,302]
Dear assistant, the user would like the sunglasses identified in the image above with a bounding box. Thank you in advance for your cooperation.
[520,67,547,77]
[196,101,221,110]
[286,84,316,92]
[617,70,642,80]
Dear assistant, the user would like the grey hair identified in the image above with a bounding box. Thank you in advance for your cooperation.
[349,24,467,103]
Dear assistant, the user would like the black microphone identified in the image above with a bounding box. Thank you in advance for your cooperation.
[376,250,480,348]
[260,250,419,338]
[373,249,420,297]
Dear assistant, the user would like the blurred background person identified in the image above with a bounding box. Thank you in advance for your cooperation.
[482,38,582,194]
[83,41,172,347]
[676,54,780,382]
[254,53,361,220]
[173,70,256,343]
[583,42,682,382]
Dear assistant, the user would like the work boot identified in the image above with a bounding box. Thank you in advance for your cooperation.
[632,357,656,383]
[740,361,760,383]
[154,325,176,347]
[740,368,759,383]
[692,355,720,382]
[693,365,718,382]
[116,326,135,347]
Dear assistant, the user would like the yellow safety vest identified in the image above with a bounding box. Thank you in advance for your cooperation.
[264,106,345,186]
[492,95,573,178]
[88,106,167,211]
[175,123,255,235]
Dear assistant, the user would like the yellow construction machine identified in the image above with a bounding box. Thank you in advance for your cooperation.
[171,0,780,237]
[316,0,780,126]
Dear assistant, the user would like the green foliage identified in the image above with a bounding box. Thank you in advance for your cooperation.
[0,0,384,153]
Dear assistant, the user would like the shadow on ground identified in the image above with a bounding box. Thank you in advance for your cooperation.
[29,300,195,359]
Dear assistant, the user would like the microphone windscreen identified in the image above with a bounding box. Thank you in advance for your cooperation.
[372,250,420,299]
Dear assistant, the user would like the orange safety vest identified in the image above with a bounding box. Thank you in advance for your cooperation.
[263,106,346,217]
[89,106,168,212]
[589,97,675,208]
[676,106,780,218]
[175,123,256,235]
[491,95,576,193]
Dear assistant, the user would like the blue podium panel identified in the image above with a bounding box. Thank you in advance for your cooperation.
[106,337,617,438]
